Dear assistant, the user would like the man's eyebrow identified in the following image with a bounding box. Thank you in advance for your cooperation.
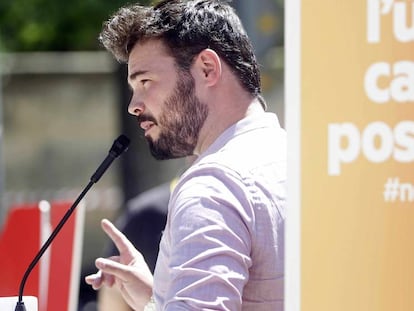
[128,70,148,81]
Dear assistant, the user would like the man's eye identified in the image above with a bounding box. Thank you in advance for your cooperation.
[141,79,150,85]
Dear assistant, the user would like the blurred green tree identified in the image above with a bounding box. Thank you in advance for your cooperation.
[0,0,151,51]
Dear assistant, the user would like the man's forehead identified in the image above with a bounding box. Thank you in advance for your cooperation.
[127,40,177,82]
[129,39,169,60]
[128,40,172,69]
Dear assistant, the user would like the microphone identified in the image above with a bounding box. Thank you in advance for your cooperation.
[14,134,130,311]
[90,134,130,183]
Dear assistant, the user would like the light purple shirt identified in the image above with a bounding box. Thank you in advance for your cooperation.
[153,112,286,310]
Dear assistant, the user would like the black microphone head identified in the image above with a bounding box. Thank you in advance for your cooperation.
[110,134,130,157]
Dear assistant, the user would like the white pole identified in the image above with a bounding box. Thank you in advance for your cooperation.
[285,0,302,310]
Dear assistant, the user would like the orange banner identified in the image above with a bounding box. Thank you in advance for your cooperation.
[287,1,414,310]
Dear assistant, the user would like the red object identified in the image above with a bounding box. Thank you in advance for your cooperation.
[0,200,84,311]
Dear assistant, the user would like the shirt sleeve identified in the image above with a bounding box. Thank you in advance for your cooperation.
[163,169,254,310]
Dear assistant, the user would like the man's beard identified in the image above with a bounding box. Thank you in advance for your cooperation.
[143,70,208,160]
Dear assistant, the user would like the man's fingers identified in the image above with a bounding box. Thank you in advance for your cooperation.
[101,218,137,255]
[85,271,101,289]
[95,257,137,283]
[85,270,104,290]
[85,269,116,290]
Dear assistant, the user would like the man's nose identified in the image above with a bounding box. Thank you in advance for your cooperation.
[128,95,144,116]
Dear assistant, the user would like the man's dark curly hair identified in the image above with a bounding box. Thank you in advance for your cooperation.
[99,0,262,97]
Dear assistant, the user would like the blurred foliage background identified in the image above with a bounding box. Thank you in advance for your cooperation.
[0,0,151,51]
[0,0,283,52]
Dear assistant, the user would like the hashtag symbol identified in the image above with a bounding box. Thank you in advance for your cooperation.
[383,178,400,202]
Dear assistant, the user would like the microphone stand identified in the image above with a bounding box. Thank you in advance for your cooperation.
[14,134,129,311]
[15,181,93,311]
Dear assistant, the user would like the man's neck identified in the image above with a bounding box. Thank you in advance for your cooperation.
[194,97,264,156]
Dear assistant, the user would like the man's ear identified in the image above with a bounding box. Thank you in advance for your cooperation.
[192,48,222,86]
